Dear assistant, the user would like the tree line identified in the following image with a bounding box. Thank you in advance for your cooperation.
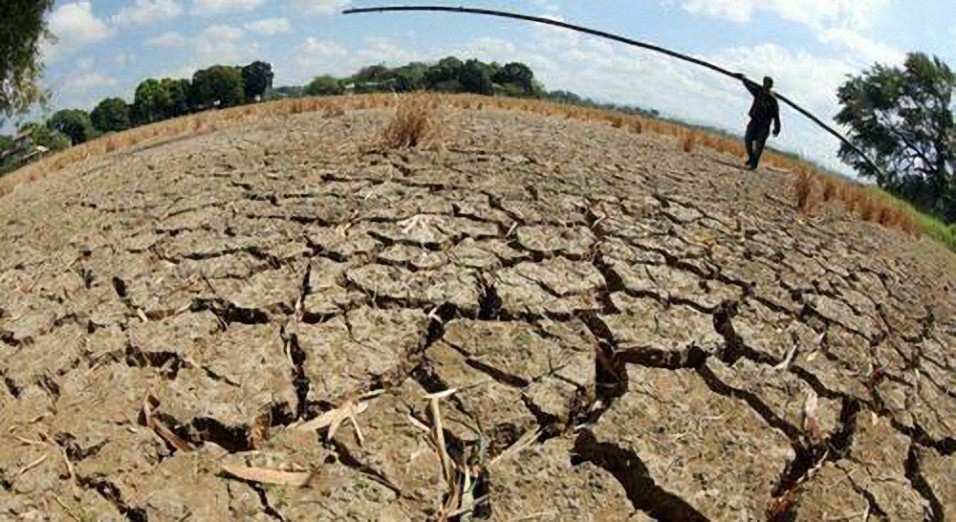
[6,61,274,152]
[4,56,657,159]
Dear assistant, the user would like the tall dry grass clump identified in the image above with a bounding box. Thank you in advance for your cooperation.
[377,94,448,150]
[794,169,815,212]
[821,176,838,202]
[682,131,698,153]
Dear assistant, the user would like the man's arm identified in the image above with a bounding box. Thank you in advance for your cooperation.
[733,73,761,95]
[772,101,782,136]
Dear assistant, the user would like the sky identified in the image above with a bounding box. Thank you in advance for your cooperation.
[19,0,956,174]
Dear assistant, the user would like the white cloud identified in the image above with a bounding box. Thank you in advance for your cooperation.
[144,31,187,47]
[193,25,254,64]
[63,72,119,91]
[352,37,420,66]
[110,0,183,27]
[300,37,348,58]
[43,2,112,62]
[817,28,904,67]
[282,37,349,83]
[291,0,351,16]
[114,53,134,66]
[191,0,265,16]
[532,0,561,14]
[680,0,889,30]
[461,37,518,58]
[243,17,293,35]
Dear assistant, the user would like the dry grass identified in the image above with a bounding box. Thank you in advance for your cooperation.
[821,176,838,202]
[0,91,940,244]
[794,169,815,213]
[377,94,447,150]
[682,131,698,154]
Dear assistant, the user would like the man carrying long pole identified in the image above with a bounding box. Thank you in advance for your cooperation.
[736,74,782,170]
[343,6,885,179]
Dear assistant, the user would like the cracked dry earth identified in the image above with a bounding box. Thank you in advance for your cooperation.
[1,106,955,522]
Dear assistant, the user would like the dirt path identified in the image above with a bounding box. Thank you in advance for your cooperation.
[1,107,954,521]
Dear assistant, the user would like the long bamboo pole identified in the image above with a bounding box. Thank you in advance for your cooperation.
[343,5,880,175]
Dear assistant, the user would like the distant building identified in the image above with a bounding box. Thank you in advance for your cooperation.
[0,129,34,161]
[0,129,50,169]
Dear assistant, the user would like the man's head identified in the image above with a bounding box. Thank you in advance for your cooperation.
[763,76,774,90]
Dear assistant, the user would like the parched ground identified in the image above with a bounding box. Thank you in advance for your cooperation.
[1,106,954,521]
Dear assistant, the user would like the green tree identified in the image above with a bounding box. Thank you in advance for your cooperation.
[190,65,245,109]
[47,109,96,145]
[836,52,956,221]
[424,56,463,89]
[459,59,494,95]
[132,78,168,125]
[160,78,190,118]
[1,0,54,123]
[304,75,343,96]
[90,97,130,133]
[493,62,534,93]
[394,63,428,92]
[353,64,391,82]
[242,60,274,102]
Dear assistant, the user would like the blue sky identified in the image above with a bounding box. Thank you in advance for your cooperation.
[22,0,956,173]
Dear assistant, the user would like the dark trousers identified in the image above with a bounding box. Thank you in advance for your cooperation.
[745,119,771,168]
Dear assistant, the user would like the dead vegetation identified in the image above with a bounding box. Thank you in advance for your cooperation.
[786,166,922,236]
[682,131,698,153]
[794,169,815,213]
[0,92,935,241]
[376,94,448,150]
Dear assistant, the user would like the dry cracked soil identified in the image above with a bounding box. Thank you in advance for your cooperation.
[1,106,955,521]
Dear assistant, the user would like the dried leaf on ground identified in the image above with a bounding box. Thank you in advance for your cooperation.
[221,463,312,487]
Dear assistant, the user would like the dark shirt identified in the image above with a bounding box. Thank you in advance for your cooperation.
[744,80,781,130]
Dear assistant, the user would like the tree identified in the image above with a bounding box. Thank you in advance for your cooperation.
[304,75,343,96]
[131,78,168,125]
[424,57,463,89]
[90,97,130,132]
[459,59,494,95]
[493,62,534,93]
[1,0,54,123]
[394,63,428,92]
[242,61,273,102]
[353,64,390,83]
[836,53,956,221]
[190,65,245,109]
[160,78,190,118]
[47,109,95,145]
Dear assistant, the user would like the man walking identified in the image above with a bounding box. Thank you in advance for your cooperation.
[735,74,781,170]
